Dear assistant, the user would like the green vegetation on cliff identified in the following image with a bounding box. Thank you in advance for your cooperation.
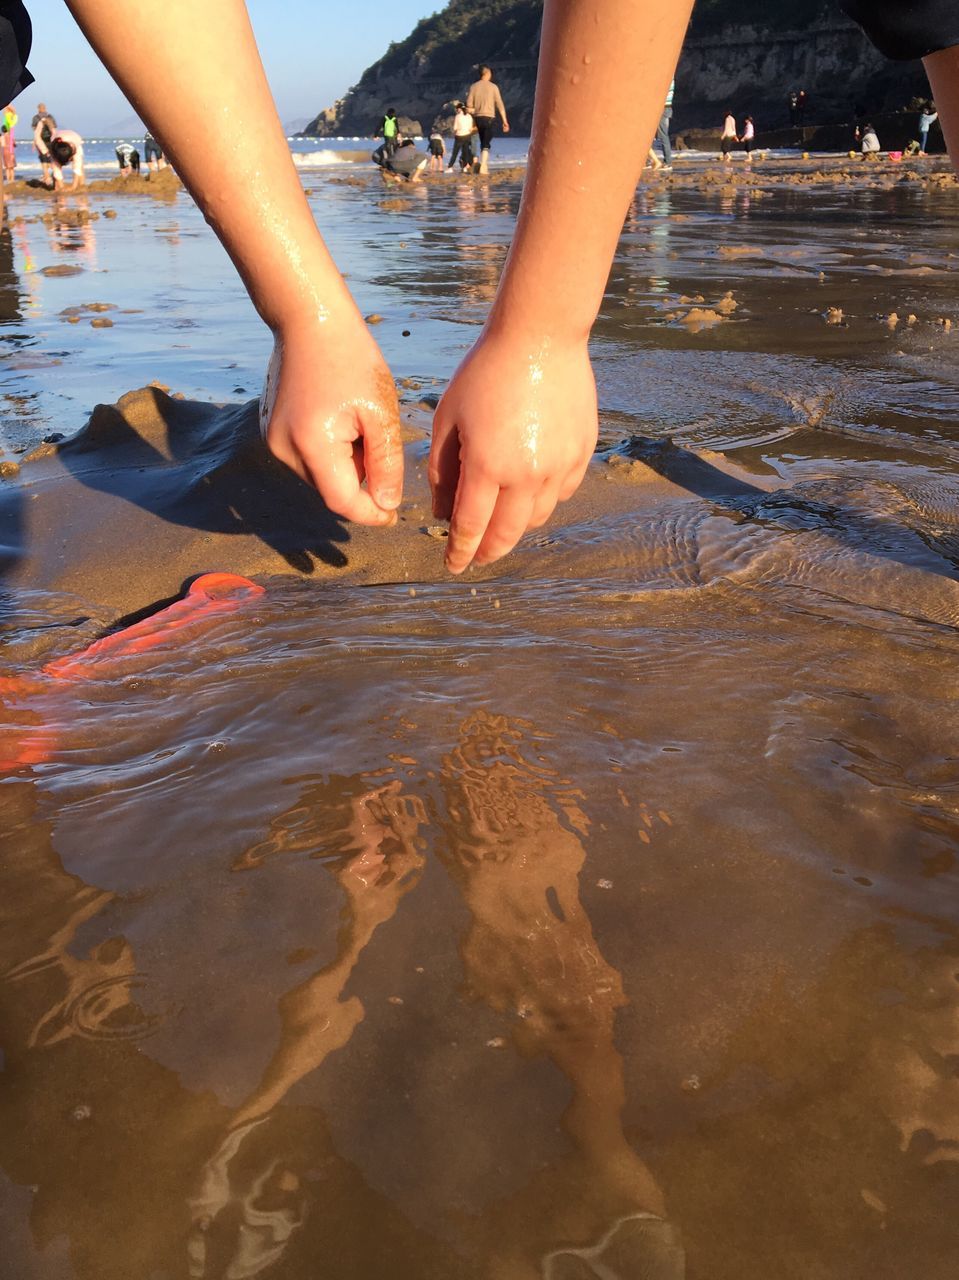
[358,0,541,83]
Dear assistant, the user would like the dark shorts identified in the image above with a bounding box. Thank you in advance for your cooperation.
[721,136,734,154]
[474,115,495,150]
[841,0,959,59]
[0,2,33,105]
[144,138,163,163]
[429,138,444,156]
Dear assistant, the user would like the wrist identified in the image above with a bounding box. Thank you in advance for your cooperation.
[485,303,592,349]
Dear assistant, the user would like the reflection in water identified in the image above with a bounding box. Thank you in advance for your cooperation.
[190,782,425,1277]
[439,711,682,1279]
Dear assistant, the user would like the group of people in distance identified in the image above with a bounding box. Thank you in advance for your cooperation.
[720,110,757,162]
[0,100,84,190]
[0,101,167,194]
[373,64,510,183]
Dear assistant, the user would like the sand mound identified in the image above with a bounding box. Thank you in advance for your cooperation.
[0,388,773,619]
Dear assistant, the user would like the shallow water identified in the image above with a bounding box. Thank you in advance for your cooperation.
[2,160,959,1278]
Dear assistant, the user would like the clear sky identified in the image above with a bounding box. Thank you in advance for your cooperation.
[19,0,436,134]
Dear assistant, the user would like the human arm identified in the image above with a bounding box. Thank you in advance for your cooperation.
[430,0,693,572]
[495,85,510,132]
[64,0,401,524]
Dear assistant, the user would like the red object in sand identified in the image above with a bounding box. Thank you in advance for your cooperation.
[0,573,264,769]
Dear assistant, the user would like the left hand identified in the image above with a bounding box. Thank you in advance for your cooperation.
[429,329,597,573]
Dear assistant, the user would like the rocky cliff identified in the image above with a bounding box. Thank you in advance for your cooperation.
[305,1,933,138]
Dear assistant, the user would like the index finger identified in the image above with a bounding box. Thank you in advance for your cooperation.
[446,475,500,574]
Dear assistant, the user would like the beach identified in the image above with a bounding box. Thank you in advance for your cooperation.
[1,149,959,1277]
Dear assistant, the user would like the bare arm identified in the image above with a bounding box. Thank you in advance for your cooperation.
[495,85,509,131]
[430,0,693,572]
[65,0,402,524]
[924,47,959,158]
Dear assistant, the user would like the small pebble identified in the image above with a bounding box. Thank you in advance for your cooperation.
[90,317,114,328]
[388,995,404,1005]
[680,1076,702,1093]
[470,587,477,596]
[402,329,411,337]
[364,313,383,325]
[0,460,20,479]
[597,878,613,890]
[408,587,417,597]
[486,1037,506,1049]
[493,599,501,609]
[72,1104,92,1121]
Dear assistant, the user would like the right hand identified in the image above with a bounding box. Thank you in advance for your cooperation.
[261,316,403,525]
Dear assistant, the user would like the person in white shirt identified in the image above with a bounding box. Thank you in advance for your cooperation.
[447,103,475,172]
[48,128,84,189]
[741,115,755,161]
[861,124,881,155]
[721,110,737,162]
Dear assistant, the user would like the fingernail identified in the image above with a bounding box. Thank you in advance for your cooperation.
[377,488,400,510]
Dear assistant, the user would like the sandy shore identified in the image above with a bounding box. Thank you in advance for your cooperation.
[0,383,776,619]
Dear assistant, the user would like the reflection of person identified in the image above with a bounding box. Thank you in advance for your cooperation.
[115,140,139,175]
[466,64,509,175]
[448,102,475,171]
[48,128,84,189]
[438,712,681,1276]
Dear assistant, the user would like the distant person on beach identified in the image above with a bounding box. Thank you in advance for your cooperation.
[741,114,755,160]
[115,141,139,175]
[919,101,939,152]
[31,102,55,184]
[48,128,84,189]
[144,131,165,172]
[466,65,509,175]
[1,105,17,183]
[788,89,799,126]
[427,127,445,171]
[654,78,674,169]
[448,103,475,171]
[796,88,808,124]
[721,109,737,161]
[378,108,399,158]
[380,136,428,183]
[861,123,881,155]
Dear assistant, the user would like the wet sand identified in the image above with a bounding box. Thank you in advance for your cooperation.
[1,158,959,1279]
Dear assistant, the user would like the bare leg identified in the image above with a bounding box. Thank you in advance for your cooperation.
[924,46,959,161]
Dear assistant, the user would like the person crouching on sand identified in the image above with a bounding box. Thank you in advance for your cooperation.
[115,141,139,176]
[48,129,85,190]
[380,136,428,184]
